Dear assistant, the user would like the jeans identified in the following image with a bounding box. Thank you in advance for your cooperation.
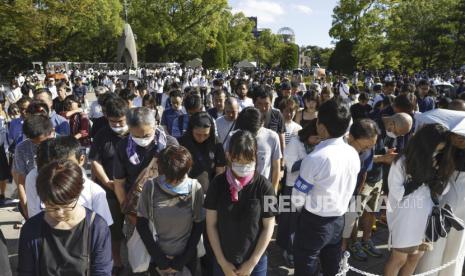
[213,254,267,276]
[294,209,344,276]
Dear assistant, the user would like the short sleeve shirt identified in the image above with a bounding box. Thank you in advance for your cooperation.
[204,173,277,264]
[113,135,178,191]
[137,177,205,256]
[180,138,226,192]
[264,109,285,134]
[160,108,184,135]
[13,139,37,176]
[88,126,125,193]
[256,128,282,180]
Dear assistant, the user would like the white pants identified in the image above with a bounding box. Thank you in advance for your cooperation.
[416,171,465,276]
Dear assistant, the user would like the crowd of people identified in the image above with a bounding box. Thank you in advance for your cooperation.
[0,66,464,276]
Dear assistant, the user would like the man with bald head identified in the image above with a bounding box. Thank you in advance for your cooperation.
[215,97,240,143]
[381,112,414,139]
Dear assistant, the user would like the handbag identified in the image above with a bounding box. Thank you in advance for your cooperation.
[425,191,465,242]
[128,180,157,272]
[122,156,159,215]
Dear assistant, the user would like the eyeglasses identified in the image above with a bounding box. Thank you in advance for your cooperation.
[41,200,78,213]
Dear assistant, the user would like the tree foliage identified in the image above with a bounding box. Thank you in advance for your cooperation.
[280,44,299,70]
[0,0,123,71]
[330,0,465,71]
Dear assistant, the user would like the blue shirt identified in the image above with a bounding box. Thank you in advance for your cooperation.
[354,149,374,194]
[417,96,435,113]
[50,111,71,136]
[171,114,189,139]
[73,84,88,98]
[161,108,184,135]
[18,209,112,276]
[8,117,24,146]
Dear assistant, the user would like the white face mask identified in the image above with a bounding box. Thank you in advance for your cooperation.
[386,131,397,139]
[132,134,154,147]
[231,162,256,177]
[111,125,128,135]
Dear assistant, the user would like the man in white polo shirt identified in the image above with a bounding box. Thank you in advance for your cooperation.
[292,99,360,276]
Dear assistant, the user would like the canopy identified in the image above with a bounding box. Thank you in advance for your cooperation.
[235,60,256,69]
[118,74,140,83]
[185,58,202,68]
[46,73,67,80]
[415,108,465,136]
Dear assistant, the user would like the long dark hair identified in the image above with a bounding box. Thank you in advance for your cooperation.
[185,111,217,146]
[402,123,455,196]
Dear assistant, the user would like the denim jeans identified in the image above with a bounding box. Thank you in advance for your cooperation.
[212,254,268,276]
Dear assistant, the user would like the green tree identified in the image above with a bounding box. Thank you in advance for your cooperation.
[0,0,123,72]
[328,39,356,74]
[219,12,255,65]
[203,40,225,69]
[251,29,285,68]
[304,46,334,68]
[280,43,299,69]
[128,0,228,63]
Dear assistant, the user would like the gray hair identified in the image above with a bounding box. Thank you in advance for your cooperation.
[126,107,156,128]
[225,96,239,107]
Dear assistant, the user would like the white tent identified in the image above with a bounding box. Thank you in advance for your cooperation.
[235,60,256,69]
[185,58,202,68]
[415,108,465,136]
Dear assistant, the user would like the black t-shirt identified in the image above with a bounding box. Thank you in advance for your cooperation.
[89,126,126,195]
[40,214,88,275]
[350,103,372,120]
[204,173,277,265]
[90,117,108,139]
[52,98,66,114]
[180,137,226,192]
[455,149,465,171]
[264,109,285,134]
[113,134,178,191]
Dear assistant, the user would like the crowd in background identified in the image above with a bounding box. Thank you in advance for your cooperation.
[0,65,464,276]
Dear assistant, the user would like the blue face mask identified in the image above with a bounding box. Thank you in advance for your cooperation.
[162,176,192,195]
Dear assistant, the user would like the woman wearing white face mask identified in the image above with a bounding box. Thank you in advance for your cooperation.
[112,107,178,226]
[205,130,277,276]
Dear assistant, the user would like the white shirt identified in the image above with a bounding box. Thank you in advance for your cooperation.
[284,121,302,146]
[339,83,350,100]
[215,116,235,144]
[256,127,282,180]
[387,158,436,248]
[292,137,360,217]
[89,101,104,119]
[48,85,58,99]
[25,168,114,226]
[133,96,143,107]
[6,87,22,105]
[238,97,254,111]
[284,136,308,187]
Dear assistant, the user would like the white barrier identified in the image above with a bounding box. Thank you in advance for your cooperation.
[336,249,465,276]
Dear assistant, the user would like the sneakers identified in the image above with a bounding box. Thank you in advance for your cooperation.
[362,239,383,258]
[0,194,5,206]
[349,241,368,261]
[283,250,295,268]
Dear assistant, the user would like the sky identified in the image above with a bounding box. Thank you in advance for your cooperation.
[228,0,338,48]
